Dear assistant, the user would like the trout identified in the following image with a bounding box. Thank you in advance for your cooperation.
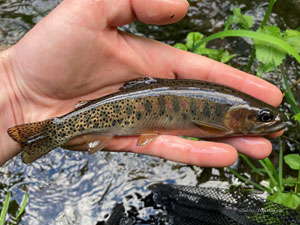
[7,77,287,163]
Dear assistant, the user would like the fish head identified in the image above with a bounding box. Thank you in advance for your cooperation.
[225,104,288,135]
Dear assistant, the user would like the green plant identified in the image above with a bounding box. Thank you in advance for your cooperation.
[173,0,300,210]
[0,189,28,225]
[174,32,236,63]
[229,139,300,210]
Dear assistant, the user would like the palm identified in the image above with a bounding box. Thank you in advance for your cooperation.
[0,0,283,166]
[13,3,162,120]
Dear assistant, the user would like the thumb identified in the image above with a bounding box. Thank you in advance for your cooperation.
[108,0,189,26]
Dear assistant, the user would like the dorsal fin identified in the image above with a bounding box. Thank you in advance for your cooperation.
[75,100,89,109]
[119,77,158,90]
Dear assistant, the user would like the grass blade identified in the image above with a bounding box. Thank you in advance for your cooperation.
[16,191,28,219]
[239,153,264,176]
[261,0,277,27]
[259,159,280,192]
[297,167,300,193]
[281,64,300,114]
[192,30,300,65]
[0,191,11,225]
[278,138,284,192]
[227,167,271,193]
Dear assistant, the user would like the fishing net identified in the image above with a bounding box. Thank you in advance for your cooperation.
[100,183,300,225]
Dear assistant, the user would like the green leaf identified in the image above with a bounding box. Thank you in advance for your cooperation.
[284,154,300,170]
[254,26,286,75]
[225,7,253,30]
[173,43,188,51]
[186,32,204,50]
[268,192,300,209]
[218,50,237,63]
[181,136,201,141]
[257,62,274,77]
[194,48,236,63]
[293,112,300,123]
[282,29,300,53]
[283,176,299,187]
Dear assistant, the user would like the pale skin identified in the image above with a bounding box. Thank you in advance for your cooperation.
[0,0,283,167]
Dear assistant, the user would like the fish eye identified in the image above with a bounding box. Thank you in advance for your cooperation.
[258,109,274,122]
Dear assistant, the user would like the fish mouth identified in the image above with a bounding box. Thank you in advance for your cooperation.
[262,121,290,134]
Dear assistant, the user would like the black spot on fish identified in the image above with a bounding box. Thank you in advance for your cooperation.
[85,113,91,122]
[112,120,116,126]
[51,130,57,136]
[136,112,142,120]
[145,100,152,113]
[113,104,121,113]
[190,100,197,116]
[158,96,165,116]
[126,105,133,115]
[118,119,123,124]
[203,102,211,118]
[93,122,99,128]
[57,123,63,129]
[172,97,180,113]
[101,111,108,120]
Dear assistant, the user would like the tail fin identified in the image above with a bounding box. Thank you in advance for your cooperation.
[7,120,51,143]
[7,120,60,164]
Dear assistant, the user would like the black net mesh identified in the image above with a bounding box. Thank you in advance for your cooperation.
[102,183,300,225]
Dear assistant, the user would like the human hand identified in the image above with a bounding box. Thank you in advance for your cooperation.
[0,0,283,166]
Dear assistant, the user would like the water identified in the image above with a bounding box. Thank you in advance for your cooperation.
[0,0,299,224]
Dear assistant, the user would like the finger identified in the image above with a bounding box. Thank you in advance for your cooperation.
[132,0,189,25]
[130,40,283,107]
[169,49,283,107]
[104,135,238,167]
[215,136,272,159]
[107,0,189,27]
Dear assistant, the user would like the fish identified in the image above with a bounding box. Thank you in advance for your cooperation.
[7,77,288,164]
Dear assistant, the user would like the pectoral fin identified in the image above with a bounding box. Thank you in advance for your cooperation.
[83,134,114,154]
[137,134,158,146]
[192,120,230,133]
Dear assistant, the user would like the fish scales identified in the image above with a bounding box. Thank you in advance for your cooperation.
[7,77,288,163]
[53,94,232,140]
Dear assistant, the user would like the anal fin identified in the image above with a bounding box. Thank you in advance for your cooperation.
[83,134,114,154]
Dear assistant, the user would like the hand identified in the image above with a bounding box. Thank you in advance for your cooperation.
[0,0,283,166]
